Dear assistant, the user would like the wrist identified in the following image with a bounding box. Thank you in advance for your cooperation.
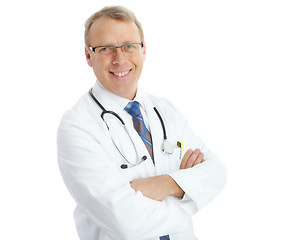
[165,175,185,198]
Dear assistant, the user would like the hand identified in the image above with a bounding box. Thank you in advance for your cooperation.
[130,175,181,201]
[180,148,205,169]
[130,149,205,201]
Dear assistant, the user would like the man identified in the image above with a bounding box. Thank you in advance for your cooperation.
[57,6,226,240]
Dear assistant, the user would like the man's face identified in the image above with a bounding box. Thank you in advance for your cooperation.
[85,17,146,100]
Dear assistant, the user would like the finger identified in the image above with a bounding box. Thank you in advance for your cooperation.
[185,148,201,168]
[180,149,193,169]
[193,152,204,166]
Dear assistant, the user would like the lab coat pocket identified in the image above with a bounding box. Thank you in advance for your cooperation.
[168,147,182,171]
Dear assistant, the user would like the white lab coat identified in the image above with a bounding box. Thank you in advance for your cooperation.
[57,81,227,240]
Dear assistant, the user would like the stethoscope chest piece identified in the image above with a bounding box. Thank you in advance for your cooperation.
[162,139,174,154]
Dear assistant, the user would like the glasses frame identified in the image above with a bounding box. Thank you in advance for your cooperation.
[89,42,144,55]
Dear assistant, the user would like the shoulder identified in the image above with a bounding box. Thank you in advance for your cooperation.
[142,92,181,115]
[142,91,187,126]
[142,92,176,110]
[58,92,102,131]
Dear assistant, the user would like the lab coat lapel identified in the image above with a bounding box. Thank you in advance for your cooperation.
[142,94,165,174]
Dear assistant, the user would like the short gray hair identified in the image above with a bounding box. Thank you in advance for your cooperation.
[84,6,144,47]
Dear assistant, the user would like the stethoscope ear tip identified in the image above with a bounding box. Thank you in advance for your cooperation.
[121,164,128,169]
[120,155,147,169]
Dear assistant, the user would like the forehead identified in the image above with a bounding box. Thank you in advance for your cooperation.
[88,17,141,46]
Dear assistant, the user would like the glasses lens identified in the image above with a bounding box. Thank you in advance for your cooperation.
[97,46,116,55]
[122,43,141,53]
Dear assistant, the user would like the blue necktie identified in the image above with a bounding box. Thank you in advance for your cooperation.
[159,236,170,240]
[124,101,170,240]
[124,101,154,163]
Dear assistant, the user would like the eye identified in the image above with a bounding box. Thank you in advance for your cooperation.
[123,44,137,52]
[125,44,134,49]
[98,47,114,54]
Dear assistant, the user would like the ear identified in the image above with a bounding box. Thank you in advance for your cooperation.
[85,47,93,67]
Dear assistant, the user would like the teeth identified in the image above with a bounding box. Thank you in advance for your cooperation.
[113,70,130,77]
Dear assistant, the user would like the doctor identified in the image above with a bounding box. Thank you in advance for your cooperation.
[57,5,227,240]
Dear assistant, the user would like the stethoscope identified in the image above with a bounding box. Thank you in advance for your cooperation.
[89,88,175,168]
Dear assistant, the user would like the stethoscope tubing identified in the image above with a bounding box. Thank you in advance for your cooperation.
[153,107,167,140]
[89,88,167,136]
[88,88,173,167]
[89,88,125,125]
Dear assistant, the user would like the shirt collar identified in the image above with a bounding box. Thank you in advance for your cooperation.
[133,88,146,112]
[92,80,145,112]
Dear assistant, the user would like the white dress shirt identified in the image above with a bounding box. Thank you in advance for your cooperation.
[57,80,227,240]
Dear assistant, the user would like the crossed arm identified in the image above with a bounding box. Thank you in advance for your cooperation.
[130,148,205,201]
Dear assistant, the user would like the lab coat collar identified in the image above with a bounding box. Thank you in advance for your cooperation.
[92,80,145,113]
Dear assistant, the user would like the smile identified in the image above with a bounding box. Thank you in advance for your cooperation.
[112,70,131,77]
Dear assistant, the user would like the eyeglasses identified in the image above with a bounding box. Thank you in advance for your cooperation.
[89,43,144,55]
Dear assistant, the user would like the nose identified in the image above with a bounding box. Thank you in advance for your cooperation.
[112,47,127,65]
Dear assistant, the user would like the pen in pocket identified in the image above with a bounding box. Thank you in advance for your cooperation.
[177,141,183,159]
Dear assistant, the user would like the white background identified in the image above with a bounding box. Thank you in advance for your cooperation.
[1,0,284,239]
